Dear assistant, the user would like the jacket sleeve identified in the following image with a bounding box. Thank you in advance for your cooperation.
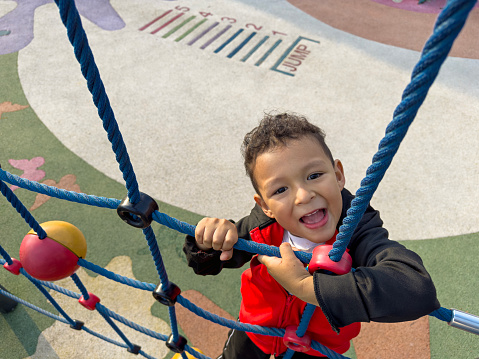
[182,205,270,275]
[313,189,440,330]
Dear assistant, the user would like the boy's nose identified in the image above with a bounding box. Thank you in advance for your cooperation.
[295,186,315,205]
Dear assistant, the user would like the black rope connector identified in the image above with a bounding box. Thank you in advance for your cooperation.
[117,192,158,228]
[152,281,181,307]
[70,319,84,331]
[165,333,187,353]
[127,344,141,355]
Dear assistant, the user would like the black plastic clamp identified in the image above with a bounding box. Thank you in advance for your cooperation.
[152,281,181,307]
[127,344,141,355]
[117,192,159,228]
[165,333,187,353]
[70,320,84,331]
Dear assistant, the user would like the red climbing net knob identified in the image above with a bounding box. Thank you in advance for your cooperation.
[19,221,87,281]
[79,292,100,310]
[3,258,22,275]
[308,244,352,275]
[283,326,312,353]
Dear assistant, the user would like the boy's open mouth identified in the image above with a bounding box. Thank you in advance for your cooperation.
[300,209,326,224]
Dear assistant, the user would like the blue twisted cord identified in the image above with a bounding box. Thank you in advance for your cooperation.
[96,304,139,353]
[296,304,317,338]
[2,1,475,357]
[24,272,76,326]
[0,169,313,263]
[78,258,155,291]
[0,286,68,323]
[282,304,330,359]
[0,285,156,358]
[329,0,478,262]
[143,226,170,287]
[429,307,453,322]
[168,305,181,342]
[70,273,90,299]
[0,179,47,239]
[53,0,140,204]
[0,244,13,265]
[176,294,348,358]
[282,349,295,359]
[98,302,169,342]
[0,169,119,208]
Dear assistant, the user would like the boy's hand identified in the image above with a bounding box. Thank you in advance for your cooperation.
[257,243,312,301]
[195,218,238,261]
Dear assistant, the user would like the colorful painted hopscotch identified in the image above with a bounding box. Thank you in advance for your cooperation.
[139,6,319,77]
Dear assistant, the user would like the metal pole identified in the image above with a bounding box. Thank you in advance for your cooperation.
[449,309,479,335]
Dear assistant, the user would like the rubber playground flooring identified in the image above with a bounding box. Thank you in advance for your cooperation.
[1,1,479,358]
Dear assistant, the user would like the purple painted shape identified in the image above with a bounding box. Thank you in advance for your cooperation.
[200,25,231,50]
[370,0,479,14]
[0,0,51,55]
[187,22,219,46]
[76,0,125,31]
[0,0,125,55]
[8,157,45,191]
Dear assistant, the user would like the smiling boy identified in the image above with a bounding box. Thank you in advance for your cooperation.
[183,113,439,358]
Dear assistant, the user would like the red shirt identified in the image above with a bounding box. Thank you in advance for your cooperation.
[238,222,361,356]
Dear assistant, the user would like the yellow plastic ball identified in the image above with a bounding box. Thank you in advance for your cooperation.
[172,348,204,359]
[28,220,87,258]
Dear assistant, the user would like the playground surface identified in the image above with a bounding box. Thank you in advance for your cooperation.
[1,0,478,358]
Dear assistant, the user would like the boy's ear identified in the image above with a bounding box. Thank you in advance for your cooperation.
[254,194,275,218]
[334,159,346,190]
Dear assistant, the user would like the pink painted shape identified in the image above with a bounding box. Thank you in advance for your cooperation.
[8,157,46,191]
[370,0,479,13]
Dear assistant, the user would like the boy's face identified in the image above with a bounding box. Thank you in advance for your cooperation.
[253,136,345,243]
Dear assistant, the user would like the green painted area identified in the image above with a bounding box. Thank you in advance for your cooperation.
[1,50,478,359]
[401,233,479,359]
[0,51,245,359]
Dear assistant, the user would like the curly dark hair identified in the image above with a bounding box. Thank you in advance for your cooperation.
[241,112,334,195]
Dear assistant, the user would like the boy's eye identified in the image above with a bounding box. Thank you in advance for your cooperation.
[308,173,322,180]
[273,187,287,195]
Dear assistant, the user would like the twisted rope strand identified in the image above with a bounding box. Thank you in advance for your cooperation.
[0,179,47,239]
[330,0,477,262]
[1,1,475,358]
[53,0,140,204]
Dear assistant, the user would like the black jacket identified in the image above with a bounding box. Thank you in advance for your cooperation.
[183,188,440,329]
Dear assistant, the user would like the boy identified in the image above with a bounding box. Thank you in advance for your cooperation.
[183,113,439,358]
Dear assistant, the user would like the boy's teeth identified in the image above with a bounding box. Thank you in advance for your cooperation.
[301,209,325,224]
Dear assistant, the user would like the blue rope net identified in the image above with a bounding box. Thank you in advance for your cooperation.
[1,0,476,357]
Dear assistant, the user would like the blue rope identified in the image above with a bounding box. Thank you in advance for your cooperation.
[0,168,119,208]
[0,168,313,264]
[282,349,295,359]
[281,304,327,359]
[0,286,69,323]
[296,304,317,338]
[1,1,476,358]
[28,275,76,326]
[98,302,169,342]
[168,306,181,342]
[176,294,348,358]
[0,179,47,239]
[143,226,170,287]
[0,285,156,358]
[0,244,13,265]
[78,258,155,291]
[329,0,478,262]
[70,273,90,299]
[96,304,138,352]
[53,0,141,204]
[429,307,453,322]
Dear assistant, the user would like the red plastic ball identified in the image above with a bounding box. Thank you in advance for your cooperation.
[19,221,87,281]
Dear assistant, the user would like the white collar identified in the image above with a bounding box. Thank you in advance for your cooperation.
[282,231,324,253]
